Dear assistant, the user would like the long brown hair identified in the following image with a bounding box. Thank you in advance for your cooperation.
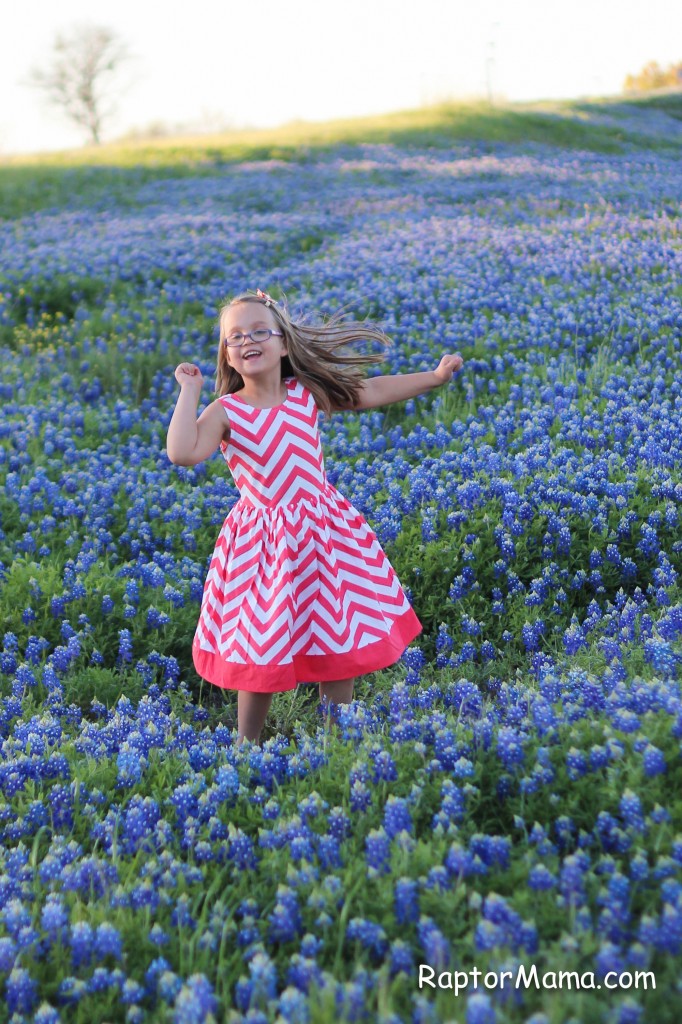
[214,291,393,415]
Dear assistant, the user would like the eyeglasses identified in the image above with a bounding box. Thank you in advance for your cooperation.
[224,329,283,348]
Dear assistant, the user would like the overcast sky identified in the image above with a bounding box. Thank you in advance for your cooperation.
[2,0,680,155]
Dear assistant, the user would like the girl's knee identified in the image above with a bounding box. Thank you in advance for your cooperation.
[238,690,273,709]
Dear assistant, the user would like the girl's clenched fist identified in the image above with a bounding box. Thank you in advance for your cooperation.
[174,363,204,388]
[433,354,464,384]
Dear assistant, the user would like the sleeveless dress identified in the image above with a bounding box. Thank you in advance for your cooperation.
[192,376,423,692]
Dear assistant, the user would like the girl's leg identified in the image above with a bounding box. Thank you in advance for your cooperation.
[319,678,355,728]
[319,677,355,704]
[237,691,273,744]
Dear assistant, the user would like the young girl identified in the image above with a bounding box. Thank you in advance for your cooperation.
[167,289,463,744]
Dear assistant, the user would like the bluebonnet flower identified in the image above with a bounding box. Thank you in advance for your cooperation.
[642,744,666,777]
[14,664,38,692]
[116,746,144,788]
[401,646,426,672]
[371,749,397,783]
[327,806,351,839]
[417,916,450,969]
[595,941,627,981]
[521,619,545,652]
[24,635,50,664]
[444,842,473,878]
[268,887,302,944]
[435,622,454,667]
[528,864,556,890]
[58,974,88,1005]
[2,900,33,942]
[173,974,219,1022]
[149,925,169,948]
[461,614,482,636]
[383,796,412,838]
[279,984,313,1021]
[637,523,659,558]
[619,790,645,829]
[444,750,474,784]
[69,921,95,970]
[365,828,391,875]
[470,834,511,871]
[566,747,588,779]
[147,606,171,629]
[290,835,315,864]
[349,780,372,813]
[214,764,240,802]
[457,641,478,664]
[643,637,679,675]
[124,577,139,606]
[33,1004,61,1024]
[163,584,185,608]
[117,629,133,665]
[389,939,414,977]
[563,616,588,654]
[47,784,74,831]
[480,641,496,662]
[40,896,69,942]
[1,634,18,667]
[394,877,419,924]
[152,965,182,1003]
[346,918,389,962]
[6,966,38,1015]
[225,823,258,872]
[284,946,321,995]
[240,951,278,1008]
[316,834,342,870]
[559,849,592,905]
[432,779,466,831]
[496,727,526,771]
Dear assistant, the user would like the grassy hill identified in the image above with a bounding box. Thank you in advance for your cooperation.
[1,91,681,219]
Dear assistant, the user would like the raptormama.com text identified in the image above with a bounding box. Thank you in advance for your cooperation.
[419,963,655,995]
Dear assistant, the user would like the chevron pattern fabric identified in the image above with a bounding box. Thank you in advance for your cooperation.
[192,377,422,692]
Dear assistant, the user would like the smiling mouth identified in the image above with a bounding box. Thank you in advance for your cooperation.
[242,351,262,360]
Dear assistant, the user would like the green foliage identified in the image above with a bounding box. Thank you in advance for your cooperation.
[624,60,682,92]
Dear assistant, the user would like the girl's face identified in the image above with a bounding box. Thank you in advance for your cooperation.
[222,302,287,378]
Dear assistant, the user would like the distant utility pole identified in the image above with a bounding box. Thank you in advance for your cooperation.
[485,22,500,105]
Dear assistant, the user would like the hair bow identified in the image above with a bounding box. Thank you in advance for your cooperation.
[255,288,276,307]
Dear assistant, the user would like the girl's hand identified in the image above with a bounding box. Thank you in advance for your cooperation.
[175,363,204,389]
[433,354,464,384]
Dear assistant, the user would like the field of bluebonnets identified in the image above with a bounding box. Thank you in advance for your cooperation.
[1,98,682,1024]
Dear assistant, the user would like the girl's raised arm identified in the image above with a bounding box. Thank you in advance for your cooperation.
[352,355,464,410]
[166,363,229,466]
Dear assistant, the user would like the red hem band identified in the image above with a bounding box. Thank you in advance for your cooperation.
[192,605,423,693]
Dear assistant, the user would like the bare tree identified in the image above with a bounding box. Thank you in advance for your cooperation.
[27,25,132,145]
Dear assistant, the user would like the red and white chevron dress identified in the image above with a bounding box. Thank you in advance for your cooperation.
[192,376,423,692]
